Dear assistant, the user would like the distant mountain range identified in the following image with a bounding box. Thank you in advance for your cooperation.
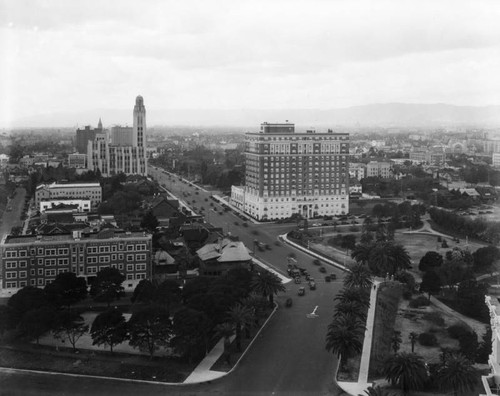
[10,103,500,129]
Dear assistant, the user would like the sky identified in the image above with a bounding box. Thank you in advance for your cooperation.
[1,0,500,127]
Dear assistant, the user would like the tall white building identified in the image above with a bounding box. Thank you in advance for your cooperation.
[87,96,148,177]
[232,122,349,220]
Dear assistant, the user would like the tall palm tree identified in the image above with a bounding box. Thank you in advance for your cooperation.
[388,244,412,274]
[368,242,411,276]
[436,353,478,396]
[214,322,235,362]
[335,287,370,309]
[334,301,367,323]
[344,263,373,289]
[391,330,402,354]
[325,313,365,368]
[251,271,286,306]
[384,352,428,396]
[241,293,268,326]
[351,243,374,265]
[227,303,254,352]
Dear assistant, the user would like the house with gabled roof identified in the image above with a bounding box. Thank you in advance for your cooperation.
[196,238,252,277]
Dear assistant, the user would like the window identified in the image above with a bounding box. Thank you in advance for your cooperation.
[5,261,16,269]
[6,272,16,279]
[127,245,134,251]
[136,254,147,261]
[126,264,134,272]
[136,273,146,280]
[19,271,27,279]
[30,279,36,286]
[126,274,134,280]
[127,254,134,262]
[99,256,110,263]
[37,278,44,286]
[135,264,146,271]
[5,282,17,288]
[45,269,56,277]
[87,267,97,274]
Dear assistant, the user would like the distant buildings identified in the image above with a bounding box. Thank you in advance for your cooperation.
[76,119,103,154]
[231,122,349,220]
[68,153,87,169]
[0,230,152,294]
[366,161,392,178]
[35,182,102,209]
[493,153,500,168]
[349,163,367,181]
[410,147,446,165]
[86,96,148,177]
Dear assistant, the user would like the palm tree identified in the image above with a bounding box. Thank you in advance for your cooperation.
[325,313,365,368]
[251,271,286,306]
[241,293,268,326]
[335,287,370,309]
[351,243,373,265]
[436,353,478,396]
[409,332,418,353]
[388,244,412,274]
[344,263,373,289]
[384,352,428,396]
[391,330,402,354]
[215,322,234,363]
[334,301,367,322]
[368,242,411,276]
[227,303,254,352]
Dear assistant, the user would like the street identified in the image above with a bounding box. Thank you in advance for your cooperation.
[0,169,344,395]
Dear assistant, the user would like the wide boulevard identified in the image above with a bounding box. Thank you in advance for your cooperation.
[0,168,344,396]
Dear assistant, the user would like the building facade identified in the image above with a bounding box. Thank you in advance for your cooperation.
[0,230,152,294]
[493,153,500,168]
[349,162,367,181]
[35,182,102,209]
[366,161,392,178]
[68,153,87,169]
[76,119,102,154]
[111,126,134,146]
[235,122,349,220]
[87,96,148,177]
[39,199,91,213]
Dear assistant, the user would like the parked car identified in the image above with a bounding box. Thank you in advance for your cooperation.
[330,273,337,280]
[309,281,316,290]
[294,277,301,284]
[325,275,331,282]
[319,267,326,273]
[298,287,306,296]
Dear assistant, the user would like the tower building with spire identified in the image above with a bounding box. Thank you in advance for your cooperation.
[86,96,148,176]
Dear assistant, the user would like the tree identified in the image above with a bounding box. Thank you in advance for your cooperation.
[384,352,428,395]
[391,331,402,354]
[420,270,442,300]
[344,263,373,289]
[171,308,210,362]
[227,303,254,352]
[8,286,49,326]
[128,305,172,359]
[251,271,285,306]
[325,313,365,368]
[334,301,368,323]
[90,267,125,307]
[409,332,418,353]
[472,245,500,272]
[418,251,443,272]
[140,210,159,232]
[456,279,489,322]
[90,309,128,353]
[215,322,235,365]
[436,353,478,396]
[341,234,357,254]
[351,243,373,265]
[155,279,181,316]
[335,287,370,309]
[18,307,57,344]
[53,310,89,352]
[44,272,88,308]
[131,279,156,304]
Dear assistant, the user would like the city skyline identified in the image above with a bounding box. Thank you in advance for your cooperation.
[2,0,500,128]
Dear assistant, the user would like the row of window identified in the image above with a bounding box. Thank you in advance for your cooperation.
[4,273,147,289]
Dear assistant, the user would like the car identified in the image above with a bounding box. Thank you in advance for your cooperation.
[305,274,311,281]
[309,281,316,290]
[294,277,301,284]
[330,273,337,280]
[319,267,326,273]
[298,287,305,296]
[325,275,331,282]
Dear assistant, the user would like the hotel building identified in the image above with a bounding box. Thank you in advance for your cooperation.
[233,122,349,220]
[0,230,152,294]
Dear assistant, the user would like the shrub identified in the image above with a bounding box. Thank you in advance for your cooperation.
[402,289,413,300]
[409,296,430,308]
[423,311,445,327]
[418,332,438,346]
[447,323,471,339]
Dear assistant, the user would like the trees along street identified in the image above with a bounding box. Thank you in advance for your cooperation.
[148,166,346,394]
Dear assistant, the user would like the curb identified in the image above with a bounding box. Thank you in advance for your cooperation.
[279,233,351,273]
[226,301,279,377]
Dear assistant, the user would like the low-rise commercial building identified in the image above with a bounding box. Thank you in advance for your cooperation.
[35,182,102,209]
